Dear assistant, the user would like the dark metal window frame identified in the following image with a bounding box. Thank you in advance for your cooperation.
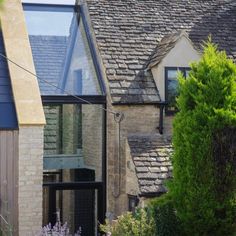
[165,66,190,115]
[43,181,105,231]
[42,99,107,226]
[23,2,107,225]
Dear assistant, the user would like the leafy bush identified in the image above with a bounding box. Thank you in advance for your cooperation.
[168,40,236,235]
[149,194,180,236]
[100,208,155,236]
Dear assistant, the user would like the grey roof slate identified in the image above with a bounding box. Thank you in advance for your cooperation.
[128,134,173,195]
[86,0,236,104]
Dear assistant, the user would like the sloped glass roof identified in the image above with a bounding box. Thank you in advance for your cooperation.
[24,4,102,96]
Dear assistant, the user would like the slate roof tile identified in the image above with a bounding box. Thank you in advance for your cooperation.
[128,134,173,195]
[87,0,236,104]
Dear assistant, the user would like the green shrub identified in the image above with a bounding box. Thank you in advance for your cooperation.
[168,41,236,235]
[100,208,155,236]
[149,194,181,236]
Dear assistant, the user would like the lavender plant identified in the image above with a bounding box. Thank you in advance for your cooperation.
[37,221,82,236]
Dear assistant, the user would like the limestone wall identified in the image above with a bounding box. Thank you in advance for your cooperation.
[18,126,44,235]
[125,139,140,196]
[82,104,103,181]
[106,104,160,217]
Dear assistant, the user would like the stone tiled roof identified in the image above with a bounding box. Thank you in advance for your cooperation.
[128,134,173,195]
[86,0,236,104]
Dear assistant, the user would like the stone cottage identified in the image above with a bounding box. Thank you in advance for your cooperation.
[0,0,235,235]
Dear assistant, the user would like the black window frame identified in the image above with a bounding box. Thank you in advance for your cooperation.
[165,66,190,115]
[41,99,107,229]
[23,2,107,226]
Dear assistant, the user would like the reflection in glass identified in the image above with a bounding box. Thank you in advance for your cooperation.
[43,104,103,182]
[166,69,178,112]
[167,69,178,80]
[166,67,190,112]
[167,79,178,110]
[24,6,101,95]
[185,69,191,77]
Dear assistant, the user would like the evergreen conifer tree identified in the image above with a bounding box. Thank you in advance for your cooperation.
[169,41,236,235]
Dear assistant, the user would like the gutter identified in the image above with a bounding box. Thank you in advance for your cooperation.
[139,192,164,198]
[112,101,167,106]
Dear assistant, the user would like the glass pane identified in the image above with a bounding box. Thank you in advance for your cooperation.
[167,69,178,80]
[64,17,100,95]
[167,79,178,110]
[43,104,103,181]
[166,68,190,112]
[166,69,178,111]
[185,69,191,77]
[24,6,101,95]
[43,188,98,236]
[23,9,73,36]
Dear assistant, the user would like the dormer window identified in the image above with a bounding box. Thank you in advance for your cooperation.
[165,67,190,114]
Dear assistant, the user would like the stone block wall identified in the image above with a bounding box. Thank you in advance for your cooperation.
[163,115,174,137]
[125,139,140,197]
[82,105,103,181]
[106,104,174,218]
[43,105,61,155]
[106,104,160,217]
[18,126,44,236]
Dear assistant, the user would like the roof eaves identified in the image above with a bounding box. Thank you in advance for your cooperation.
[139,192,164,198]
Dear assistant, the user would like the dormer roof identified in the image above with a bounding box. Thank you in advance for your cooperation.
[147,31,200,69]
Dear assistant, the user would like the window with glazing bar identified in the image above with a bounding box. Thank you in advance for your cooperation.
[165,67,190,114]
